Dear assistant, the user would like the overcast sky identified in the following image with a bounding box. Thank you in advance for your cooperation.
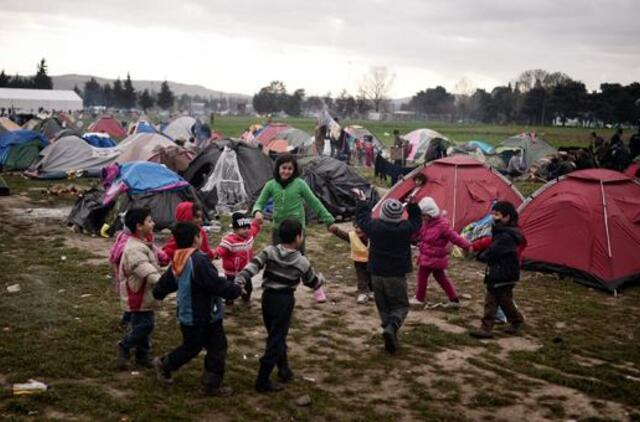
[0,0,638,97]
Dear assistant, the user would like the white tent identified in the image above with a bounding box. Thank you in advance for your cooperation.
[0,88,83,112]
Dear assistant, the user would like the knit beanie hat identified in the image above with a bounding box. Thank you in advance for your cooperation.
[419,197,440,217]
[380,199,404,223]
[232,212,252,229]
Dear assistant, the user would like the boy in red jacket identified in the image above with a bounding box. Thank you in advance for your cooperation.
[215,212,262,305]
[163,202,215,261]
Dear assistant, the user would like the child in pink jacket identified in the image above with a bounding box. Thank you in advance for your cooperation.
[410,197,470,307]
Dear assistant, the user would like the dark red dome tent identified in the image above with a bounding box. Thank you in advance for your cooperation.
[519,169,640,292]
[373,156,524,231]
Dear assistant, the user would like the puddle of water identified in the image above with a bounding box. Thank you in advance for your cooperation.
[8,207,72,220]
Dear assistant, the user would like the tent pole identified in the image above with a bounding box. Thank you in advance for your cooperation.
[452,164,458,228]
[600,180,612,259]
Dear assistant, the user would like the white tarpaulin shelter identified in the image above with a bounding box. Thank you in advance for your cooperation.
[0,88,83,112]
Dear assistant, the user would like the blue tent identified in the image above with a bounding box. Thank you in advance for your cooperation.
[468,140,495,154]
[117,162,189,194]
[0,130,48,169]
[83,133,118,148]
[132,121,157,134]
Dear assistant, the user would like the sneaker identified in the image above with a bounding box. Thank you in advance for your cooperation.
[153,357,174,384]
[382,325,397,354]
[409,297,425,307]
[443,300,462,309]
[255,380,284,393]
[424,302,443,310]
[469,329,494,339]
[202,385,233,397]
[356,293,369,304]
[313,287,327,303]
[116,342,130,369]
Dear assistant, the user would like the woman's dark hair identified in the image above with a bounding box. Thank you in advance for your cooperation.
[413,173,427,184]
[493,201,519,226]
[273,154,300,182]
[124,207,152,233]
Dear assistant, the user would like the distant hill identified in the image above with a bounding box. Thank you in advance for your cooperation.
[51,74,251,100]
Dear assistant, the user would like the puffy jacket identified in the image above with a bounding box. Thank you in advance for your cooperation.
[215,220,261,277]
[119,236,163,312]
[413,216,470,269]
[477,224,524,288]
[252,178,335,229]
[162,201,215,260]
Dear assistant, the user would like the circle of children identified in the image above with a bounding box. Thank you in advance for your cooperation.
[109,153,524,396]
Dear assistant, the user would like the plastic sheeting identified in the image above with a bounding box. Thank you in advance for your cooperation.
[202,147,248,212]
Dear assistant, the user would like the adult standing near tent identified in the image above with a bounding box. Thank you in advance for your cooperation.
[629,127,640,160]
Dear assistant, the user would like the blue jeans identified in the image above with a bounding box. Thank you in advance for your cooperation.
[121,311,154,359]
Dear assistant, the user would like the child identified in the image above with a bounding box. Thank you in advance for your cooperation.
[470,201,525,339]
[235,219,325,393]
[116,207,163,369]
[404,173,427,203]
[152,222,242,396]
[330,222,372,304]
[410,197,470,307]
[252,154,336,303]
[163,202,215,261]
[215,212,262,305]
[354,190,422,353]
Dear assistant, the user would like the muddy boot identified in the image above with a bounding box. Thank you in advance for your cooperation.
[116,342,130,369]
[382,324,398,354]
[469,329,494,339]
[504,324,522,336]
[255,363,283,393]
[201,371,232,396]
[153,356,173,384]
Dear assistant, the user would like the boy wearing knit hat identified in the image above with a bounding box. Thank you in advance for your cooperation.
[354,190,422,353]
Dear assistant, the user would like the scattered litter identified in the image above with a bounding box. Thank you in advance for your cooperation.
[335,275,343,279]
[80,294,92,298]
[74,317,81,321]
[12,379,49,395]
[624,375,640,383]
[6,284,21,293]
[3,327,11,332]
[60,256,67,261]
[130,371,140,376]
[302,376,316,383]
[47,183,91,197]
[460,293,472,300]
[243,354,248,360]
[295,394,312,407]
[58,289,66,294]
[26,208,33,214]
[254,354,259,358]
[106,275,112,280]
[329,265,336,269]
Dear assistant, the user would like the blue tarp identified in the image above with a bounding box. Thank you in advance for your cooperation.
[83,134,118,148]
[468,140,495,154]
[0,130,48,165]
[133,121,157,134]
[118,162,189,193]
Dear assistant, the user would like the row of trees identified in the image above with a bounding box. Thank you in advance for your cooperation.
[0,59,53,90]
[80,76,175,110]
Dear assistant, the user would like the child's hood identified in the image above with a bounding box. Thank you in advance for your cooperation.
[493,224,524,245]
[172,248,197,276]
[175,202,194,222]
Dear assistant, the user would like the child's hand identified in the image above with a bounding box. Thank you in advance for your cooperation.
[351,188,366,201]
[254,212,264,225]
[327,224,338,234]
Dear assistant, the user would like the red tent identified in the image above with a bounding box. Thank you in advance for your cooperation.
[373,156,524,231]
[625,162,639,178]
[88,116,127,139]
[519,169,640,292]
[253,123,290,147]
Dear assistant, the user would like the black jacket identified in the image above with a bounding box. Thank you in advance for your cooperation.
[478,224,523,288]
[356,201,422,277]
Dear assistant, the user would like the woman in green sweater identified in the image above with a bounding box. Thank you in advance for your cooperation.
[253,154,336,302]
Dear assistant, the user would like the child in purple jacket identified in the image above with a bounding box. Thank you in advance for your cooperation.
[410,197,470,308]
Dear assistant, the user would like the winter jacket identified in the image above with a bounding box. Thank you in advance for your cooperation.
[162,202,215,260]
[119,236,163,312]
[153,249,241,325]
[110,230,168,292]
[413,216,470,269]
[471,227,528,262]
[356,201,422,277]
[477,224,524,288]
[252,178,335,229]
[215,220,262,277]
[236,245,323,292]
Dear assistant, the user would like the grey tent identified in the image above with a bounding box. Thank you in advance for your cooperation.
[183,139,274,213]
[300,156,380,221]
[498,133,557,170]
[26,135,120,179]
[273,127,316,155]
[163,116,198,141]
[35,117,64,140]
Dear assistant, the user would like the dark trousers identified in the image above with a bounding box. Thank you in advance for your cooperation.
[121,311,154,359]
[481,285,524,332]
[164,321,228,388]
[371,275,409,329]
[354,261,372,293]
[260,289,294,374]
[272,229,306,255]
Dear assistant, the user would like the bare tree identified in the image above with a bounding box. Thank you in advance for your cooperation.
[359,66,395,112]
[515,69,571,92]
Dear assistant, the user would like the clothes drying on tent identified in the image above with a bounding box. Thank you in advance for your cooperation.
[498,133,557,170]
[0,130,48,170]
[83,132,118,148]
[88,116,127,139]
[183,139,274,213]
[344,125,385,154]
[373,155,524,231]
[403,128,449,161]
[467,140,495,155]
[374,153,416,185]
[519,169,640,291]
[299,156,379,221]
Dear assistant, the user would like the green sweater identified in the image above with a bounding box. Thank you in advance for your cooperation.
[252,178,335,229]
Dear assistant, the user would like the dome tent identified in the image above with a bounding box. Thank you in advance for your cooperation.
[498,133,557,170]
[344,125,385,153]
[269,127,316,155]
[373,156,524,231]
[403,128,450,161]
[0,130,48,170]
[183,139,274,213]
[82,132,118,148]
[88,116,127,139]
[68,161,204,235]
[519,169,640,292]
[117,133,193,173]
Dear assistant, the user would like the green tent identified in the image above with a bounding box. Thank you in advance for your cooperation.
[4,140,43,170]
[0,175,9,196]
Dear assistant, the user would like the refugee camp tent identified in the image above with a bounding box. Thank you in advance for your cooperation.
[22,118,42,131]
[373,155,524,231]
[403,128,450,161]
[519,169,640,292]
[269,127,316,155]
[625,158,640,178]
[68,161,203,234]
[163,116,198,141]
[88,116,127,139]
[34,117,64,140]
[498,133,557,170]
[25,135,120,179]
[83,132,118,148]
[253,123,290,147]
[183,139,274,213]
[128,120,157,135]
[117,133,193,173]
[467,140,495,154]
[0,130,48,170]
[0,117,21,132]
[344,125,385,153]
[299,156,379,220]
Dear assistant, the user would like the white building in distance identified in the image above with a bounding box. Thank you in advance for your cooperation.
[0,88,83,112]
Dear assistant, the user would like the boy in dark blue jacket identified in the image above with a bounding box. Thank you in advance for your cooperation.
[470,201,525,339]
[152,222,242,396]
[354,189,422,353]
